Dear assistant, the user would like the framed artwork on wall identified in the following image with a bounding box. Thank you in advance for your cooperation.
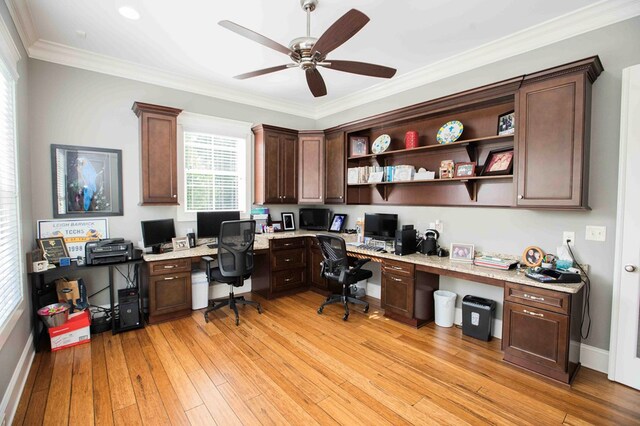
[51,144,123,218]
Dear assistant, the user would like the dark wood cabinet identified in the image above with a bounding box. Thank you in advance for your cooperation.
[253,124,298,204]
[515,57,602,208]
[132,102,182,205]
[381,260,415,321]
[251,238,308,298]
[503,283,583,384]
[324,131,346,204]
[298,131,325,204]
[143,258,192,324]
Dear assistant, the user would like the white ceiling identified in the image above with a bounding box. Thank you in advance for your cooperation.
[5,0,640,118]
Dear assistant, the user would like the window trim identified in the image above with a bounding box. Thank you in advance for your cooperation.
[176,112,252,222]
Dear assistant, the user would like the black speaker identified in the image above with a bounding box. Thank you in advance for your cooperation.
[118,288,140,328]
[395,228,417,256]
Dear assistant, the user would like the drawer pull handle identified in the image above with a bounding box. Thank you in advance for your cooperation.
[390,276,402,282]
[524,294,545,301]
[389,266,403,270]
[163,276,179,280]
[284,243,293,246]
[163,265,176,269]
[284,258,291,262]
[284,278,291,282]
[523,309,544,318]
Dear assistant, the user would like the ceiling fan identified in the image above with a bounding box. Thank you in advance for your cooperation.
[219,0,397,97]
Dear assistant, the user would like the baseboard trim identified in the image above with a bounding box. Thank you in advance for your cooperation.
[1,333,34,425]
[579,343,609,374]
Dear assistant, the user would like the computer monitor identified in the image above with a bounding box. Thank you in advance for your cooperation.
[197,211,240,239]
[364,213,398,240]
[141,219,176,251]
[299,208,331,230]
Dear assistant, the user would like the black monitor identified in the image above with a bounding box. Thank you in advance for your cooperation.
[299,208,331,230]
[197,211,240,239]
[141,219,176,251]
[364,213,398,240]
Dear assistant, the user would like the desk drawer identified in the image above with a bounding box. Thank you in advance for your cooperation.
[505,282,570,315]
[272,249,306,271]
[271,238,305,251]
[382,259,415,277]
[272,268,306,292]
[148,258,192,276]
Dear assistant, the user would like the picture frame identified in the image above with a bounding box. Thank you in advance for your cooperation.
[497,111,515,135]
[281,212,296,231]
[449,243,475,263]
[522,246,544,267]
[172,237,190,252]
[439,159,454,179]
[51,144,123,218]
[481,147,514,176]
[329,214,347,232]
[349,136,369,157]
[271,221,283,232]
[37,237,70,264]
[454,162,477,178]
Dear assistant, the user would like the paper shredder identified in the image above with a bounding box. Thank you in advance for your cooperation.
[462,295,496,341]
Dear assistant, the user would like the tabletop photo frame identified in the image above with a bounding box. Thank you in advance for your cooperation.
[281,212,296,231]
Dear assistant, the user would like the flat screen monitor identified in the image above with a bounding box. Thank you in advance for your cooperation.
[364,213,398,240]
[299,208,331,230]
[141,219,176,248]
[197,211,240,239]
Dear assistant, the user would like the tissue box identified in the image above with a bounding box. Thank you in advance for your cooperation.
[48,310,91,352]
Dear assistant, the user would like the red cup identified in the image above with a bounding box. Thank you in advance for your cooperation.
[405,131,419,149]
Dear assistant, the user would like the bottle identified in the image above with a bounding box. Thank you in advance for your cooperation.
[356,217,364,244]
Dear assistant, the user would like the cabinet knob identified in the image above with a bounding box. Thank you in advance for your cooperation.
[339,196,343,199]
[173,194,177,198]
[625,265,637,273]
[518,195,524,199]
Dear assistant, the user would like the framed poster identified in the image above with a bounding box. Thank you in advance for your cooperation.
[51,144,123,218]
[38,218,109,259]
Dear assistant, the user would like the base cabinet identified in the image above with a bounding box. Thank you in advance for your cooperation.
[143,259,192,324]
[381,259,415,323]
[251,238,308,299]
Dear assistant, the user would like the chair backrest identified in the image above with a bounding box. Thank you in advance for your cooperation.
[218,220,256,278]
[316,234,349,280]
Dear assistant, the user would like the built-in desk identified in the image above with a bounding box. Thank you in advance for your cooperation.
[143,231,584,383]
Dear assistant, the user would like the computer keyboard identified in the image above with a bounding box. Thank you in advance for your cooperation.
[358,244,385,252]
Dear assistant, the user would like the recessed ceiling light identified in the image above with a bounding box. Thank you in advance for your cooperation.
[118,6,140,20]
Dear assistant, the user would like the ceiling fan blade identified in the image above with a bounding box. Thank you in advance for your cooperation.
[320,60,396,78]
[311,9,369,58]
[234,65,290,80]
[219,20,298,59]
[305,68,327,97]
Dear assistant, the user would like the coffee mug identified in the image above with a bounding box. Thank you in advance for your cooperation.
[405,131,419,149]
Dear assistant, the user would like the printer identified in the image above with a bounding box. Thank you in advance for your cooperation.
[85,238,134,265]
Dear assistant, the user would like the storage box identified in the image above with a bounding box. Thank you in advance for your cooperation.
[48,310,91,351]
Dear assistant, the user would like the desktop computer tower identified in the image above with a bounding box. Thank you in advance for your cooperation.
[118,288,140,328]
[395,227,417,256]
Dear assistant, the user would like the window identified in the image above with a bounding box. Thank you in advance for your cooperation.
[0,56,21,332]
[177,112,251,220]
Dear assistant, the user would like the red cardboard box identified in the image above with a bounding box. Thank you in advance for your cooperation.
[48,310,91,352]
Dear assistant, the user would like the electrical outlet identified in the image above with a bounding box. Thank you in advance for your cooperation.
[434,220,443,233]
[563,231,575,246]
[586,225,606,242]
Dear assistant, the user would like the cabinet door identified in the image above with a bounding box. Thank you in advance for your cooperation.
[381,272,414,318]
[503,301,568,372]
[298,133,325,204]
[272,268,306,292]
[308,246,329,290]
[148,272,192,316]
[263,132,282,204]
[280,133,298,203]
[516,73,588,207]
[140,112,179,204]
[324,131,346,204]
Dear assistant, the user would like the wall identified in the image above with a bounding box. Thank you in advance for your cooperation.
[0,0,32,420]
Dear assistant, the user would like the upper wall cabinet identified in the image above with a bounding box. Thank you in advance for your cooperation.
[253,125,298,205]
[324,131,346,204]
[298,131,325,204]
[132,102,182,205]
[515,58,603,209]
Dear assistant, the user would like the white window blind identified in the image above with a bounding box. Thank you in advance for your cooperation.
[0,64,21,330]
[184,131,246,212]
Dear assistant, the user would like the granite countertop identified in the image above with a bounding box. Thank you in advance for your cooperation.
[144,230,584,294]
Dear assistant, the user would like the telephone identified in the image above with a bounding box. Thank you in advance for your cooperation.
[525,267,581,284]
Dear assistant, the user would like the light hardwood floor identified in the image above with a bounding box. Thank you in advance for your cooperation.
[13,291,640,425]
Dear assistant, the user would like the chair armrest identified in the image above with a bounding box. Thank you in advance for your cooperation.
[202,256,215,281]
[202,256,214,264]
[352,258,371,270]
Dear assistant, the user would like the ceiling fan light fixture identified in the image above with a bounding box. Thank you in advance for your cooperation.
[118,6,140,20]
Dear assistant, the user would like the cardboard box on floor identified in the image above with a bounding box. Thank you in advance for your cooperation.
[48,310,91,352]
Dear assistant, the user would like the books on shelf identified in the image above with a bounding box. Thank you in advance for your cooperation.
[473,255,518,270]
[347,165,417,184]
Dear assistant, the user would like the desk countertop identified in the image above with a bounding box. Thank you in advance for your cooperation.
[143,230,583,294]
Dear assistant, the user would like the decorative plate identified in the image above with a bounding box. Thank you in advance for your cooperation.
[371,134,391,154]
[436,120,464,144]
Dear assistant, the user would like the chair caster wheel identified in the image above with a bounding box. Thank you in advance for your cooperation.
[204,315,209,323]
[343,313,349,321]
[258,306,263,314]
[317,307,323,314]
[235,319,240,326]
[364,306,369,313]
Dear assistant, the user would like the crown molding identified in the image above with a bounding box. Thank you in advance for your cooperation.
[6,0,640,120]
[3,0,36,50]
[28,39,316,119]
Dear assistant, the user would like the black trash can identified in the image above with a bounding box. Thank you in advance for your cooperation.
[462,295,496,341]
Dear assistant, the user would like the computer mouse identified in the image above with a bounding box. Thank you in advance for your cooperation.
[379,249,387,253]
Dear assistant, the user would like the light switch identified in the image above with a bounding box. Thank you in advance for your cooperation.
[585,226,606,242]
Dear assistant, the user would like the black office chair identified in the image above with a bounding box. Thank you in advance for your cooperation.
[316,234,372,321]
[202,219,262,325]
